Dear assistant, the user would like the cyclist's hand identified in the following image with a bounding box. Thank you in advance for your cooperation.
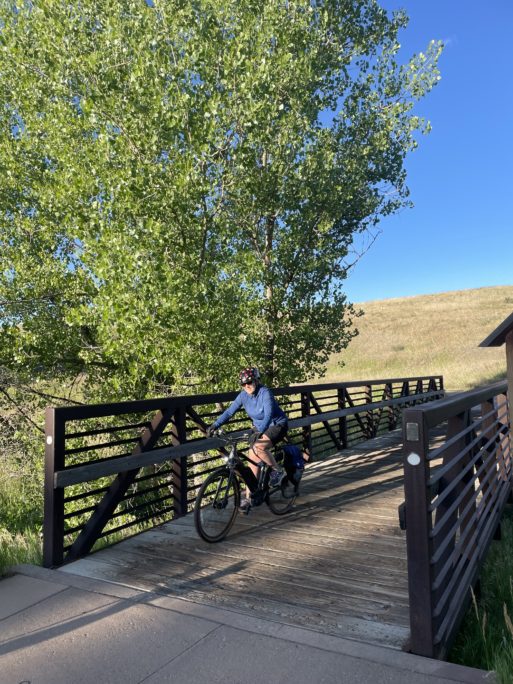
[206,425,217,438]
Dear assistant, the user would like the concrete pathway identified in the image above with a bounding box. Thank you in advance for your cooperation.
[0,565,495,684]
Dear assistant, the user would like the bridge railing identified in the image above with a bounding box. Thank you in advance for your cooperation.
[44,375,443,568]
[402,381,511,659]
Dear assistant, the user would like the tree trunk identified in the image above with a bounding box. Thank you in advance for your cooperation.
[263,215,276,384]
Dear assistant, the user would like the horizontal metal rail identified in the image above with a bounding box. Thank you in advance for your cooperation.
[54,389,442,488]
[50,376,441,421]
[408,381,507,428]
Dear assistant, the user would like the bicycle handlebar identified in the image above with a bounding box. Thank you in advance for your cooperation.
[211,429,252,444]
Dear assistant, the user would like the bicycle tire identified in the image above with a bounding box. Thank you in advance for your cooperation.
[266,479,297,515]
[194,468,240,542]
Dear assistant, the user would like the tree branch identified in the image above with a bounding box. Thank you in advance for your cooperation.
[0,388,45,433]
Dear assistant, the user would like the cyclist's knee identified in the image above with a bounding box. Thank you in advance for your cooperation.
[254,442,271,459]
[254,433,271,449]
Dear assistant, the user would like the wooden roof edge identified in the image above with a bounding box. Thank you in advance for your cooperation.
[479,310,513,347]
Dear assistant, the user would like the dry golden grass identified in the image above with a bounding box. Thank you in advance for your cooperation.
[325,285,513,391]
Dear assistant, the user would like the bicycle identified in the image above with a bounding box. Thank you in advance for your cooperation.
[194,429,298,543]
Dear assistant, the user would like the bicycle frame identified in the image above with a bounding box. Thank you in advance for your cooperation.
[220,434,260,495]
[216,431,287,500]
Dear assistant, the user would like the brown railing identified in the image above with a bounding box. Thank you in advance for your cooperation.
[402,381,511,658]
[43,375,443,568]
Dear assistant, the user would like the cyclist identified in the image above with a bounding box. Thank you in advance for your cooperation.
[207,367,288,513]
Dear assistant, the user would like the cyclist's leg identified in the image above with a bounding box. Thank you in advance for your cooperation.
[250,434,275,469]
[252,425,288,476]
[241,450,262,499]
[242,431,278,499]
[244,426,288,497]
[237,436,262,501]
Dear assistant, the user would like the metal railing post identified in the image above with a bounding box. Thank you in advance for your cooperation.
[403,407,435,657]
[402,380,410,404]
[301,391,312,459]
[43,408,65,567]
[386,382,395,430]
[172,406,188,517]
[365,384,374,437]
[338,387,347,448]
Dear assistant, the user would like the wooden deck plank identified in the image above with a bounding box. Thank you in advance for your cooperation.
[73,547,410,622]
[61,430,413,650]
[90,539,410,605]
[114,532,409,596]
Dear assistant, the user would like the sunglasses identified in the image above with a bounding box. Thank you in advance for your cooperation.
[242,380,255,386]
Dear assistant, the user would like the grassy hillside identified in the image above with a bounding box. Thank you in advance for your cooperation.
[325,285,513,391]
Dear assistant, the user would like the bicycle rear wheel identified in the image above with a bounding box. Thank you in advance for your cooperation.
[194,468,240,542]
[266,479,296,515]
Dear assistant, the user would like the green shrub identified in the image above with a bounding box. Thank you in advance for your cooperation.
[0,471,43,533]
[0,527,42,576]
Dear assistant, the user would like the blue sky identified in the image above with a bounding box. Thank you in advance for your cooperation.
[343,0,513,303]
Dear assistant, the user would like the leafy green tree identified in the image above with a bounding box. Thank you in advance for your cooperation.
[0,0,442,402]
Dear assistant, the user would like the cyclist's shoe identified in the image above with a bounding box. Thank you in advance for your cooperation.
[269,467,286,488]
[238,497,252,515]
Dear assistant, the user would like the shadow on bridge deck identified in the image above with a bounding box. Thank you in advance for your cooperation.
[60,430,414,650]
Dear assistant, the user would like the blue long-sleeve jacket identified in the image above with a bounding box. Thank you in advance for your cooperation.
[212,385,288,433]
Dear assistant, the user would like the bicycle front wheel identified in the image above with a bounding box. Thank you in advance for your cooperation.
[266,479,296,515]
[194,468,240,542]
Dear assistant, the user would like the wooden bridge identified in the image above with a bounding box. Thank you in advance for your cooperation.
[60,429,412,649]
[44,374,512,659]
